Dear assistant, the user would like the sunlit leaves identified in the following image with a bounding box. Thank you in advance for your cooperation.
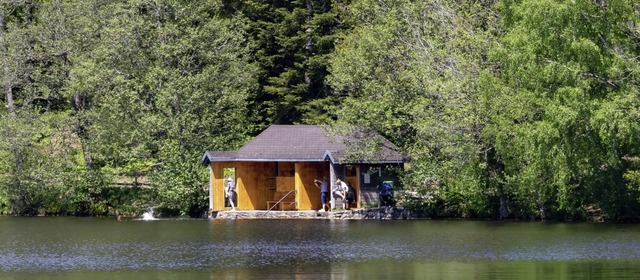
[329,0,500,218]
[0,0,258,216]
[484,0,640,220]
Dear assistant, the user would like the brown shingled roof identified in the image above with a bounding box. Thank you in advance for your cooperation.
[201,125,403,164]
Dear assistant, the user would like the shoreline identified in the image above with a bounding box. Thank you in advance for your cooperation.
[211,207,425,220]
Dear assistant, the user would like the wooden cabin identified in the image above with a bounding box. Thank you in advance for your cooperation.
[201,125,404,212]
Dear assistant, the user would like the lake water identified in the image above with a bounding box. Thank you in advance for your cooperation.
[1,216,640,279]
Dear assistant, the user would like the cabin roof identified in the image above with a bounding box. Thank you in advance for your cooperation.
[201,125,403,165]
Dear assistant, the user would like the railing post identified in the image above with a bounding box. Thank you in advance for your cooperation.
[262,189,297,217]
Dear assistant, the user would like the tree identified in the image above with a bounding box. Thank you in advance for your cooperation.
[223,0,345,125]
[329,0,500,218]
[482,0,640,220]
[69,0,258,215]
[0,0,83,215]
[0,0,259,216]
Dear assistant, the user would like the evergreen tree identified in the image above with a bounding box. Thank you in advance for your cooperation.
[223,0,345,125]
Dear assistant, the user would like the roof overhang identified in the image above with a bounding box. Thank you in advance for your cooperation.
[203,150,403,165]
[201,125,405,166]
[323,150,403,165]
[201,151,329,165]
[201,151,237,165]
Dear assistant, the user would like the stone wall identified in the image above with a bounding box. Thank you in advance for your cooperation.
[211,207,422,220]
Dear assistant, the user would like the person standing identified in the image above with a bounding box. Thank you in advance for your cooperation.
[345,182,355,209]
[225,178,236,211]
[314,177,329,212]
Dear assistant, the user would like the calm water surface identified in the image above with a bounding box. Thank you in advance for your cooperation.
[1,216,639,279]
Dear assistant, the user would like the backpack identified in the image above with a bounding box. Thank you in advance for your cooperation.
[346,187,355,201]
[380,183,393,196]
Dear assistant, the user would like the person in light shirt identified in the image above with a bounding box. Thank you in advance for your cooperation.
[225,178,236,211]
[333,179,348,210]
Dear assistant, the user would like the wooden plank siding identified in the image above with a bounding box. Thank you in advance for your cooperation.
[210,161,333,211]
[209,160,368,211]
[235,161,274,210]
[210,161,274,211]
[295,162,330,210]
[211,162,226,211]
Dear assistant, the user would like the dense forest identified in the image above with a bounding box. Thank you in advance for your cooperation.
[1,0,639,221]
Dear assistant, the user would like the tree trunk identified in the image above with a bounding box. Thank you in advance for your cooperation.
[499,194,509,219]
[1,10,14,116]
[5,83,14,116]
[73,92,94,170]
[304,0,313,85]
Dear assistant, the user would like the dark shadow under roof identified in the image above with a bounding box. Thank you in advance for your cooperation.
[201,125,403,165]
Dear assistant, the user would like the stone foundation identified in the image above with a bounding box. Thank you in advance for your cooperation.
[211,207,421,220]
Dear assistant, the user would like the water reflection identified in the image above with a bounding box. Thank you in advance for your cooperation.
[1,217,640,279]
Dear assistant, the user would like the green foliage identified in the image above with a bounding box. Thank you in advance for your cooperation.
[482,0,640,220]
[1,0,639,221]
[61,170,110,216]
[0,0,256,217]
[224,0,345,125]
[329,0,500,219]
[0,109,75,215]
[69,0,258,216]
[151,148,208,217]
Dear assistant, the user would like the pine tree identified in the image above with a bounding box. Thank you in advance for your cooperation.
[223,0,345,125]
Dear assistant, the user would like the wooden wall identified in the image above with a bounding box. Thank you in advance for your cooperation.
[210,161,332,211]
[208,161,401,211]
[210,161,274,211]
[296,161,330,210]
[210,162,230,211]
[236,161,275,210]
[276,162,295,193]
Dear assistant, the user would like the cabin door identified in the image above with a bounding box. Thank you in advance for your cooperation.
[223,167,237,209]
